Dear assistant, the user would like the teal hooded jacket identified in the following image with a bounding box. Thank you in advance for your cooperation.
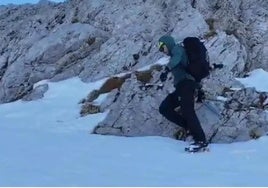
[159,35,194,86]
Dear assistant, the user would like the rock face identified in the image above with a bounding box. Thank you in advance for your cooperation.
[0,0,267,143]
[212,88,268,143]
[0,20,107,102]
[196,0,268,71]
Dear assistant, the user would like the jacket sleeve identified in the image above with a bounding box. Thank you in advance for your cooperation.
[166,47,183,70]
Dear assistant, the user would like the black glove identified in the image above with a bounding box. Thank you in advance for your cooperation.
[160,67,169,82]
[160,72,168,82]
[213,63,224,69]
[196,88,205,103]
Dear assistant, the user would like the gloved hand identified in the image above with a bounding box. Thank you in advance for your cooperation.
[213,63,224,69]
[196,88,205,103]
[160,67,169,82]
[160,72,168,82]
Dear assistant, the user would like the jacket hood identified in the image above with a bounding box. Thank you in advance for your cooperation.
[159,35,176,55]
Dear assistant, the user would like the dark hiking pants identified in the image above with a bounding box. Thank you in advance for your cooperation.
[159,79,206,142]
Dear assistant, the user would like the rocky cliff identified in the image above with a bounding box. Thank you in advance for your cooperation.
[0,0,267,143]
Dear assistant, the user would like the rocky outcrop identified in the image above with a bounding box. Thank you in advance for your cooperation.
[195,0,268,71]
[0,21,107,102]
[203,32,247,95]
[211,87,268,143]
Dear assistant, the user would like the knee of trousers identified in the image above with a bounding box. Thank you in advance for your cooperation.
[180,107,196,116]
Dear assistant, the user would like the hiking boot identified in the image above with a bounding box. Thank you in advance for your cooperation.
[185,141,209,152]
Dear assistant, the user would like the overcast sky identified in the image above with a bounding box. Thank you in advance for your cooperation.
[0,0,65,5]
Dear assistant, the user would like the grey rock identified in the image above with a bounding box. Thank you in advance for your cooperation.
[0,23,107,103]
[22,83,48,101]
[202,32,247,97]
[172,7,209,40]
[196,0,268,72]
[0,55,8,79]
[211,88,268,142]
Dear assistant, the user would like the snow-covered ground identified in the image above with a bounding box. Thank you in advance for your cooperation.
[1,68,268,186]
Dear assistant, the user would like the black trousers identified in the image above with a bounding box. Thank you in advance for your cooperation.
[159,79,206,142]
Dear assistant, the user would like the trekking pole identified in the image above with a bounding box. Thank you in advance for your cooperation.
[202,101,222,118]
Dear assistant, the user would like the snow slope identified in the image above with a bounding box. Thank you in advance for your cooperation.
[0,69,268,186]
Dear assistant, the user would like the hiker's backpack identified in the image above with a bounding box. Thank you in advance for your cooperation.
[183,37,210,83]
